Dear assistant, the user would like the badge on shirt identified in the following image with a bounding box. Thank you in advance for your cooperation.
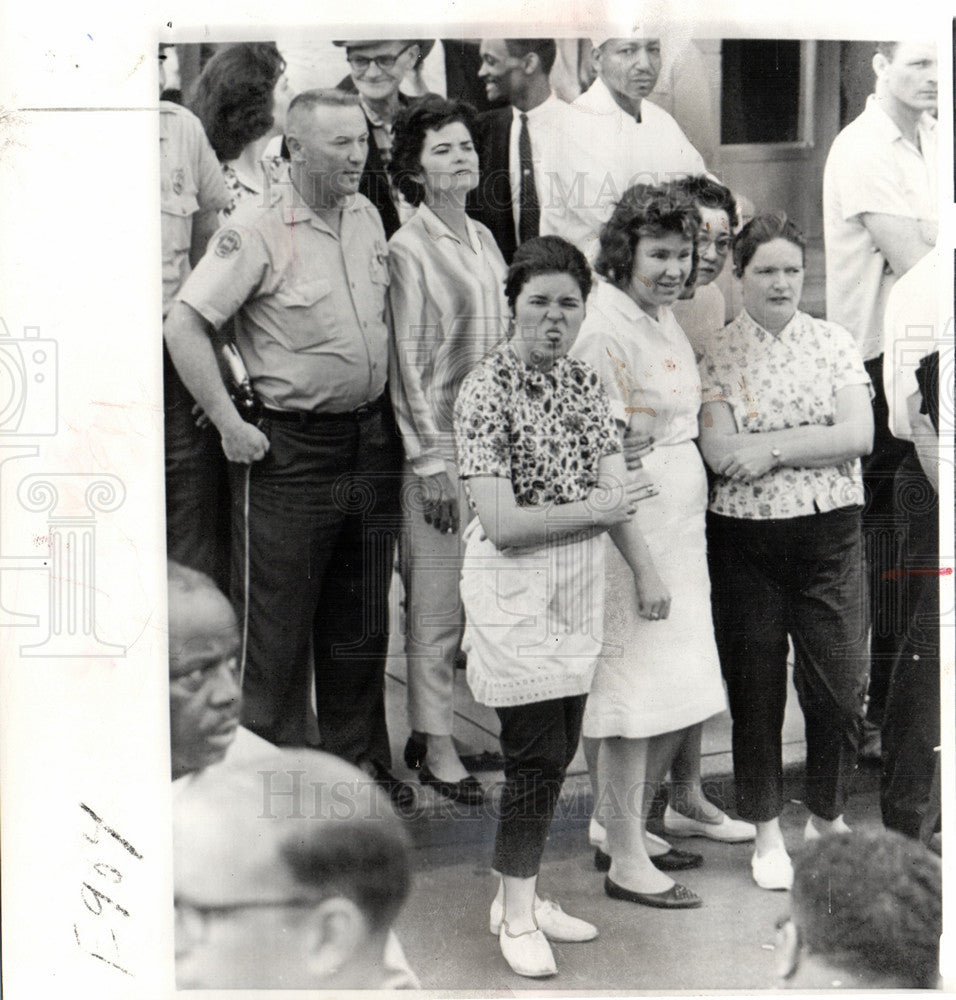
[215,229,242,258]
[171,168,185,196]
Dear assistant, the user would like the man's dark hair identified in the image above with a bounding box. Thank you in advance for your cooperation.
[594,183,700,289]
[504,38,558,75]
[791,830,942,989]
[280,818,410,933]
[504,235,592,312]
[189,42,286,162]
[388,95,479,207]
[731,211,806,277]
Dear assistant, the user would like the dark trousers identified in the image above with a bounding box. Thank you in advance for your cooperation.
[493,695,586,878]
[881,453,940,839]
[707,508,869,823]
[861,354,917,725]
[232,407,401,764]
[164,348,230,591]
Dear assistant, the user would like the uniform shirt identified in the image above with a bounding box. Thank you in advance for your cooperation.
[388,204,508,477]
[455,342,621,509]
[672,281,726,362]
[177,183,389,413]
[823,96,938,362]
[572,277,702,448]
[506,94,570,244]
[699,309,871,520]
[539,76,706,260]
[160,101,231,316]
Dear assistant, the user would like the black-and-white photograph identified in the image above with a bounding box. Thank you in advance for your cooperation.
[161,27,945,991]
[0,2,950,996]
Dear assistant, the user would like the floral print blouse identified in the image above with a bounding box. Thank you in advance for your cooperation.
[698,309,871,520]
[454,342,621,508]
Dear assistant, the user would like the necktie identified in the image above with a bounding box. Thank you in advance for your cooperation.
[518,113,540,245]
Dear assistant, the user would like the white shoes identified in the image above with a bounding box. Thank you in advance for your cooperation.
[663,805,756,843]
[804,815,851,841]
[490,896,598,942]
[751,846,794,891]
[589,817,671,851]
[498,921,557,978]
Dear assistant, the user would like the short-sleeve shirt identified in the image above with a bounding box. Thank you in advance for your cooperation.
[823,96,937,362]
[699,309,871,519]
[160,102,231,316]
[177,183,390,413]
[571,278,702,447]
[454,343,621,508]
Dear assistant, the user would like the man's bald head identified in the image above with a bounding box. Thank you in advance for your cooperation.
[174,748,410,988]
[168,562,241,779]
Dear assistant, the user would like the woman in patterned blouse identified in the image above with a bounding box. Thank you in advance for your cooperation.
[189,43,293,221]
[697,213,874,892]
[454,236,657,978]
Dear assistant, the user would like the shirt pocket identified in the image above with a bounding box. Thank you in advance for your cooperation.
[269,278,337,352]
[160,191,199,288]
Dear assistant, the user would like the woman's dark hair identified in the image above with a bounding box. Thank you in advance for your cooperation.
[504,236,593,312]
[388,95,479,207]
[670,175,739,230]
[594,184,700,288]
[732,211,806,277]
[189,42,286,162]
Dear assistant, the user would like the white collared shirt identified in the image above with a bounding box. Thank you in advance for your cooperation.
[823,95,938,361]
[506,94,571,243]
[539,76,706,261]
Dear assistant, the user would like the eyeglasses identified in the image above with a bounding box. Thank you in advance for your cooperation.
[175,898,321,944]
[695,232,732,254]
[347,44,416,74]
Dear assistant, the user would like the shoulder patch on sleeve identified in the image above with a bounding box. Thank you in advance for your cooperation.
[214,229,243,258]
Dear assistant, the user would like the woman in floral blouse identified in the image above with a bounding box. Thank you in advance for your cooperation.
[697,213,873,892]
[454,236,656,978]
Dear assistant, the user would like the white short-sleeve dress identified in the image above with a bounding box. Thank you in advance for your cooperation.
[572,278,727,738]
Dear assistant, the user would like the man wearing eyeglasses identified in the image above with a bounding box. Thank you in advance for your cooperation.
[174,747,418,989]
[772,830,941,990]
[334,39,427,237]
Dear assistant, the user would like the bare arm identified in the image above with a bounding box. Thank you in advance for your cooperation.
[860,212,935,277]
[163,301,269,464]
[698,385,873,481]
[465,452,655,551]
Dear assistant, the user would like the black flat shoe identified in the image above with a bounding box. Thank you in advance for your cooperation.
[650,847,704,871]
[604,876,702,909]
[404,734,427,770]
[367,761,417,814]
[594,847,702,872]
[418,764,485,805]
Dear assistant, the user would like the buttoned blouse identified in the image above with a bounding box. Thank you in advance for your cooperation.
[455,343,621,508]
[571,278,702,447]
[698,309,871,520]
[388,204,508,477]
[177,183,390,413]
[823,96,938,361]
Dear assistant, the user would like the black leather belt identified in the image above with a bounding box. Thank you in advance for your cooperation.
[262,395,386,425]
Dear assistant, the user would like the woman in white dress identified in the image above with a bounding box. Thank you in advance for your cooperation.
[573,184,727,908]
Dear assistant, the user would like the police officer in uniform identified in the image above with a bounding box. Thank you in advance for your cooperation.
[164,89,408,803]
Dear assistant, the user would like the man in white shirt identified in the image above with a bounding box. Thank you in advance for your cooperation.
[822,41,938,739]
[469,38,569,262]
[539,35,706,260]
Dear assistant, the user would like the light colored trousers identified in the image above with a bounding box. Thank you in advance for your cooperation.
[399,460,473,735]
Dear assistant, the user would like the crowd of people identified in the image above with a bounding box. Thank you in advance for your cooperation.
[160,32,942,985]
